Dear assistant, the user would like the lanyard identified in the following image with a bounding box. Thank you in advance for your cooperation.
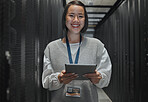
[66,34,82,64]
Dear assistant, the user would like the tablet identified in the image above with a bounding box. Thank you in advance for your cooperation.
[65,64,97,80]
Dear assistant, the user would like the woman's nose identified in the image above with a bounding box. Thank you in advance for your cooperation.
[73,16,79,22]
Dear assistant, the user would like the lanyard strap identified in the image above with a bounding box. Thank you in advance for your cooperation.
[66,35,82,64]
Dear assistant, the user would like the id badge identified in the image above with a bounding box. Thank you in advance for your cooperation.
[66,86,81,97]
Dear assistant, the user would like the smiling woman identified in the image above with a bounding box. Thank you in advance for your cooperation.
[42,1,112,102]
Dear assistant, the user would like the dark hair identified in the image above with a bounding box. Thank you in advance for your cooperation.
[62,0,88,33]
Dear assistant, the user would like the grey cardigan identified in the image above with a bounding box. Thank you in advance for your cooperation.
[42,37,112,102]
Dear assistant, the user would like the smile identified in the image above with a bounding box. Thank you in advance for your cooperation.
[71,24,80,28]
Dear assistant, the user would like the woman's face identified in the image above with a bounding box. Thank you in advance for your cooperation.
[66,5,85,34]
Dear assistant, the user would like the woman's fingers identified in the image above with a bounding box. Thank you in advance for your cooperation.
[83,70,102,84]
[58,70,78,84]
[62,74,78,84]
[59,70,103,84]
[84,70,101,78]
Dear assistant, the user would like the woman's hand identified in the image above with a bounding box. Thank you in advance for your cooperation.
[58,70,78,84]
[83,70,102,84]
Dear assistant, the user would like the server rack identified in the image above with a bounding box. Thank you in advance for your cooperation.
[1,0,64,102]
[94,0,148,102]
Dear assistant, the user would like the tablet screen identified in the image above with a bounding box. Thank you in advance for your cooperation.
[65,64,96,80]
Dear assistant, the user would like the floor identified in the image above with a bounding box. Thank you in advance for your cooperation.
[97,88,112,102]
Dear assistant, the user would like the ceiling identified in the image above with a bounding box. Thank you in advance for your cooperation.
[66,0,117,5]
[66,0,123,37]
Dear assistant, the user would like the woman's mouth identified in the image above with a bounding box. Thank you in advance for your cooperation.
[71,24,80,28]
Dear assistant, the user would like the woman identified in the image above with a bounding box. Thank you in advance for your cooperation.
[42,0,112,102]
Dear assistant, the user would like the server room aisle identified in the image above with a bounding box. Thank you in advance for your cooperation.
[0,0,148,102]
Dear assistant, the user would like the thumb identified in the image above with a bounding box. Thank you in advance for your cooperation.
[61,70,66,74]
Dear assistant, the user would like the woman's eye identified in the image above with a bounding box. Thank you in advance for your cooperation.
[69,15,74,17]
[79,15,84,18]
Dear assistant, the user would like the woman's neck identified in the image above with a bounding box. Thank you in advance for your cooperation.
[67,33,80,43]
[62,32,82,44]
